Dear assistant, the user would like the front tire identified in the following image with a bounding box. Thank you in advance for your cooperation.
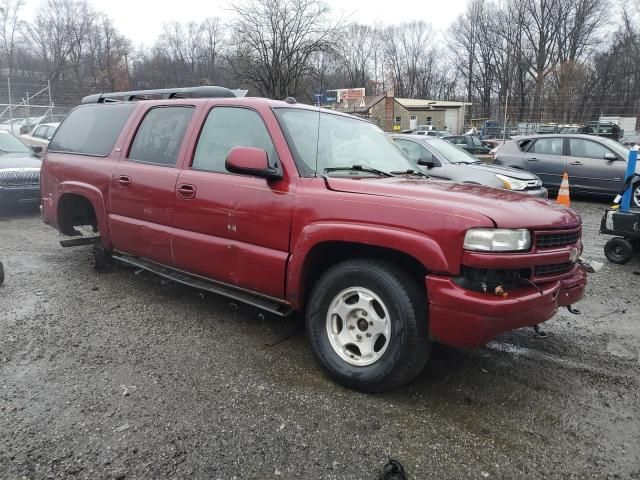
[604,237,634,265]
[306,259,430,392]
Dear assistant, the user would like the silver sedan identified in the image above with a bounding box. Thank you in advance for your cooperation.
[391,134,548,197]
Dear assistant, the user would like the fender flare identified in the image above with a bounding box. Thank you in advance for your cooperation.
[285,222,450,309]
[56,181,111,248]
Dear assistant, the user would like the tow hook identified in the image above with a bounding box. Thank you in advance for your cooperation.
[566,305,581,315]
[533,324,548,338]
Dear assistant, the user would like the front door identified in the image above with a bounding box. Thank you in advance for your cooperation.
[566,137,626,195]
[171,105,294,300]
[410,115,417,130]
[525,137,566,189]
[109,105,195,264]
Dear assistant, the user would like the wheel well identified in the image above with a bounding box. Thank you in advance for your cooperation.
[57,193,98,235]
[300,242,427,308]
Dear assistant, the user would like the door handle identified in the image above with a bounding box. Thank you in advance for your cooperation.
[570,161,583,166]
[526,157,538,162]
[177,184,196,199]
[117,175,131,188]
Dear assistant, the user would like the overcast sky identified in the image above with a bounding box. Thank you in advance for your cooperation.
[23,0,468,47]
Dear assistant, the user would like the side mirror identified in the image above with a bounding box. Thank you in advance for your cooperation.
[418,157,436,168]
[604,152,617,162]
[31,145,43,154]
[225,146,282,180]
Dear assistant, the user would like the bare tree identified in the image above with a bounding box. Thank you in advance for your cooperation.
[0,0,24,77]
[227,0,338,99]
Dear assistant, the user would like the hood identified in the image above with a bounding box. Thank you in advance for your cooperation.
[324,176,580,230]
[0,152,42,170]
[464,162,538,180]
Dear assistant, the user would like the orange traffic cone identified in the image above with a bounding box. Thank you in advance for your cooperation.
[557,172,571,207]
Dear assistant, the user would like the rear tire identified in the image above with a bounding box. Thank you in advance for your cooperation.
[604,237,634,265]
[90,245,112,272]
[305,259,430,393]
[0,261,4,285]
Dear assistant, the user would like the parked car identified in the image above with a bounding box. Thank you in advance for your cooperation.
[392,135,547,197]
[18,114,67,135]
[579,122,622,140]
[494,134,638,206]
[0,118,31,135]
[0,130,42,206]
[21,122,60,149]
[412,130,451,138]
[444,134,492,155]
[619,134,640,148]
[41,86,587,392]
[537,124,560,134]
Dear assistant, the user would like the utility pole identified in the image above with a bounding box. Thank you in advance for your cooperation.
[503,89,509,143]
[48,79,53,116]
[7,78,13,127]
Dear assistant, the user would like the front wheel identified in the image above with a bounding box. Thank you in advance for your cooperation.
[306,259,430,393]
[604,237,634,265]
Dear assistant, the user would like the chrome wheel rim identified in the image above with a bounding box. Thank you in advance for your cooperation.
[325,287,391,367]
[633,187,640,208]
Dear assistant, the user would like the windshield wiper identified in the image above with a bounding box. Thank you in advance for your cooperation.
[324,165,394,177]
[389,169,427,177]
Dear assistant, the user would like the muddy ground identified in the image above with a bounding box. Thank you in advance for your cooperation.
[0,200,639,479]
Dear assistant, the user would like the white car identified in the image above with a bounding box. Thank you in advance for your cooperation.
[20,122,60,149]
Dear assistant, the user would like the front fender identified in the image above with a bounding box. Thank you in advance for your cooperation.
[285,222,450,309]
[56,181,111,248]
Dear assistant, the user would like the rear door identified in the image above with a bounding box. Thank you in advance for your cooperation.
[566,137,626,195]
[524,137,566,189]
[109,105,195,264]
[171,104,294,299]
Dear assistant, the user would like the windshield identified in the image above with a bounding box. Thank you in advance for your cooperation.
[0,131,31,153]
[427,138,481,164]
[275,108,417,176]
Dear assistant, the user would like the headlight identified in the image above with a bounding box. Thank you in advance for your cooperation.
[464,228,531,252]
[496,174,528,191]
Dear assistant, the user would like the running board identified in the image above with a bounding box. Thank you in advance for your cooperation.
[111,252,292,317]
[60,236,101,247]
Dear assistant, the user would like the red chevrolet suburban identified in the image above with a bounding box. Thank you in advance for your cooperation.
[40,87,587,392]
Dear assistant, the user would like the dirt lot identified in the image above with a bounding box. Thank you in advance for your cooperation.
[0,200,639,479]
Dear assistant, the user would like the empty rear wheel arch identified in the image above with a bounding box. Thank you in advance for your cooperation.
[57,193,98,236]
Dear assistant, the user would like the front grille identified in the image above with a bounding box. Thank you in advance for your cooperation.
[535,262,575,277]
[0,169,40,187]
[536,230,581,249]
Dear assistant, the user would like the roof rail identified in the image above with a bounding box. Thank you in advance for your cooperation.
[81,86,237,104]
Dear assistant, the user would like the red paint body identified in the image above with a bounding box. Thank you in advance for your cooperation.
[40,97,587,349]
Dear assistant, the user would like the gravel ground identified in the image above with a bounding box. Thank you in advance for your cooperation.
[0,200,639,480]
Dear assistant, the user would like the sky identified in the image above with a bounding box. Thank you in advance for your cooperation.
[23,0,468,48]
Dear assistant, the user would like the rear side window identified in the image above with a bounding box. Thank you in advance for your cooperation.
[192,107,277,173]
[128,106,194,166]
[531,138,563,156]
[48,103,135,156]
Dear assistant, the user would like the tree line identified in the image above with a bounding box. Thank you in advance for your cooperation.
[0,0,639,125]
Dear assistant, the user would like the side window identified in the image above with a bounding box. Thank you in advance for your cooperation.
[452,136,466,145]
[395,139,425,163]
[532,138,563,156]
[192,107,277,173]
[49,103,136,156]
[33,126,45,138]
[128,106,194,166]
[569,139,611,159]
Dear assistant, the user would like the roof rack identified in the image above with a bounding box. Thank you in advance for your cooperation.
[81,86,237,104]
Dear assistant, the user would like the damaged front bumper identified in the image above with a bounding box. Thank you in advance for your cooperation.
[426,267,587,349]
